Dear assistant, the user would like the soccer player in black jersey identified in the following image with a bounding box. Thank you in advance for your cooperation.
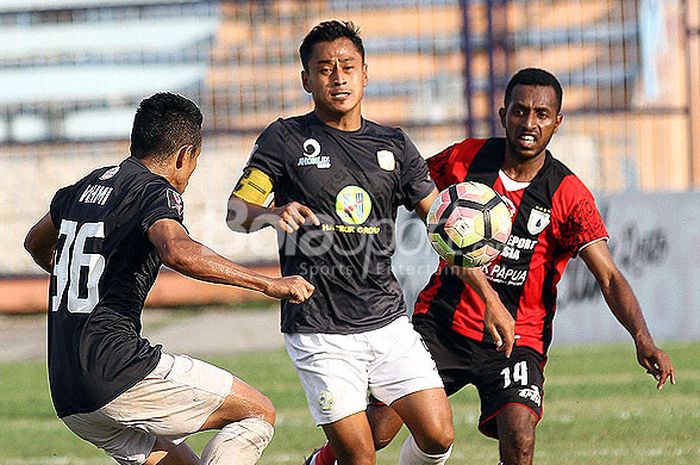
[304,68,676,465]
[226,20,514,465]
[24,93,315,465]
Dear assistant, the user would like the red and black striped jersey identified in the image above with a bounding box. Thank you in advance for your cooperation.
[415,138,609,354]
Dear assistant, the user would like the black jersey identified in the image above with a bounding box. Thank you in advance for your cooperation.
[47,156,184,417]
[245,112,434,334]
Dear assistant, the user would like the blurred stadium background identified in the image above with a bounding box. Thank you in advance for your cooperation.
[1,0,699,342]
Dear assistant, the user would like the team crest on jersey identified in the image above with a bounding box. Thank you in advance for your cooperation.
[335,185,372,225]
[99,166,120,180]
[318,390,335,412]
[527,206,551,235]
[297,138,331,169]
[166,189,183,216]
[376,149,395,171]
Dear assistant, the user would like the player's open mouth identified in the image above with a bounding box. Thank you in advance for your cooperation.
[331,91,351,100]
[517,134,536,147]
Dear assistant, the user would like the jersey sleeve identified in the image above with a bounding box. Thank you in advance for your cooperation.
[139,181,186,234]
[49,185,74,227]
[244,119,287,185]
[399,130,435,209]
[553,177,609,256]
[426,144,455,191]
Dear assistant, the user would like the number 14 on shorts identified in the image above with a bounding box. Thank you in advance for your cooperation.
[500,360,528,388]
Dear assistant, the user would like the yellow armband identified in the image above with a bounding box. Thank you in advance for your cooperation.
[232,167,274,206]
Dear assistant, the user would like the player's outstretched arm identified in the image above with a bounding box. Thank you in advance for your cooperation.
[227,195,320,234]
[148,218,315,303]
[413,188,439,221]
[451,266,516,357]
[580,240,676,389]
[24,213,59,273]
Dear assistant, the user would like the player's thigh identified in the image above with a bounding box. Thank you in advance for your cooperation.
[101,352,234,439]
[366,316,444,406]
[390,387,454,451]
[61,410,160,465]
[285,332,372,426]
[412,314,479,396]
[472,345,545,439]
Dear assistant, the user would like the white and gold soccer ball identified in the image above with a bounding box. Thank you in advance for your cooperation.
[426,181,513,268]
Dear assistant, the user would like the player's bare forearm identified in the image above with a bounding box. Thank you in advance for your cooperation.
[452,266,497,302]
[149,219,314,302]
[150,219,271,290]
[414,188,439,221]
[452,266,515,356]
[24,213,58,273]
[227,195,320,234]
[226,195,279,232]
[582,241,675,387]
[581,242,653,342]
[599,271,652,342]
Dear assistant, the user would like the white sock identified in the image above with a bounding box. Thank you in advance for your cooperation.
[398,434,452,465]
[201,418,274,465]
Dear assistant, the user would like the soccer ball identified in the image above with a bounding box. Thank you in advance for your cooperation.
[426,181,513,267]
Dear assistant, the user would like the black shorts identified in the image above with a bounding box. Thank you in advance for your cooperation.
[413,314,546,439]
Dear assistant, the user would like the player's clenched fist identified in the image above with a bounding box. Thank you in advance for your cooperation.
[265,275,315,303]
[273,201,320,233]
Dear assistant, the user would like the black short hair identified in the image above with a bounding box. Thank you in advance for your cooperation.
[504,68,563,113]
[130,92,203,161]
[299,20,365,71]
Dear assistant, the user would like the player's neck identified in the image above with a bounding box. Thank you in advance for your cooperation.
[314,107,362,132]
[140,158,182,192]
[502,147,546,182]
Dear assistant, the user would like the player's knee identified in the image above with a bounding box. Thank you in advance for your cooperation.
[372,434,393,451]
[335,444,376,465]
[368,414,403,451]
[414,423,454,454]
[500,428,534,464]
[255,394,276,426]
[352,449,376,465]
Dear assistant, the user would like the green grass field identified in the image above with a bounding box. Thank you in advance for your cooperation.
[1,342,698,465]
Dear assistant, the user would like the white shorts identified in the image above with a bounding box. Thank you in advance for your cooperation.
[285,316,443,425]
[61,352,234,465]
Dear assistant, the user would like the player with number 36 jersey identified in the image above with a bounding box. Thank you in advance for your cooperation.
[47,157,184,416]
[25,93,315,465]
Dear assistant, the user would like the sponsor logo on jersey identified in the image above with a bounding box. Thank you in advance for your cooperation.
[527,206,551,235]
[484,263,528,286]
[335,185,372,225]
[501,235,538,261]
[98,166,120,180]
[518,385,542,407]
[166,188,183,216]
[376,149,395,171]
[298,138,331,169]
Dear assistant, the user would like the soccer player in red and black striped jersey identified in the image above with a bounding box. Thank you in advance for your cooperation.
[305,68,675,465]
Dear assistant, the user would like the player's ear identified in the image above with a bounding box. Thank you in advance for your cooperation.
[362,62,368,87]
[301,70,311,93]
[175,145,192,169]
[498,106,506,128]
[553,113,563,133]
